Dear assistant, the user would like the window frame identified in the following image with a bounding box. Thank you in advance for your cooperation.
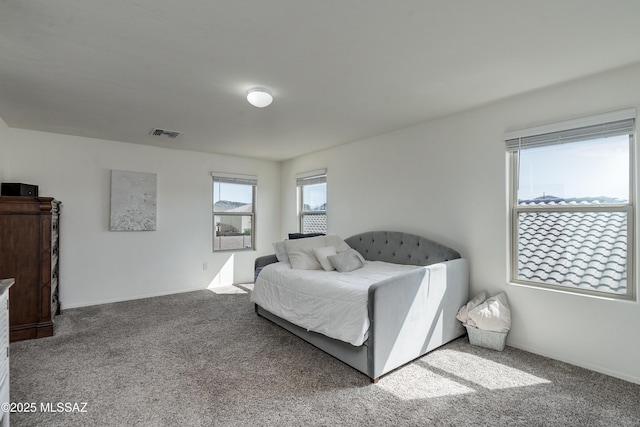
[296,169,327,234]
[212,173,257,252]
[507,110,636,300]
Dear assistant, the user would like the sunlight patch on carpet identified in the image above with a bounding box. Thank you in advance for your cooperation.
[236,283,254,292]
[424,349,551,390]
[377,364,475,399]
[207,285,248,295]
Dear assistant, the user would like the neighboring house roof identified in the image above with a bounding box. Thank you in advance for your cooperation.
[226,204,253,213]
[303,203,327,211]
[213,200,252,213]
[519,195,626,205]
[517,197,627,294]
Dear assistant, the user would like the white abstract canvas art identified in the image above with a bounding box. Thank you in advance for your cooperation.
[110,170,157,231]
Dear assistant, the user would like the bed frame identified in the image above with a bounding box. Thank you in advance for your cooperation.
[253,231,469,382]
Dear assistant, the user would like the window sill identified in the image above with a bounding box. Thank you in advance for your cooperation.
[507,281,637,303]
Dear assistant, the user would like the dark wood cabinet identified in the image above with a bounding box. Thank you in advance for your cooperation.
[0,197,61,342]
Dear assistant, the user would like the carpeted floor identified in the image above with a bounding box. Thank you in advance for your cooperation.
[8,287,640,426]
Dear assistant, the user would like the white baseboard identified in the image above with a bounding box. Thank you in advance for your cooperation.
[507,339,640,386]
[60,286,211,310]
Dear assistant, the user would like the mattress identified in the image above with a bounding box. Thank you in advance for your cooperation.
[250,261,422,346]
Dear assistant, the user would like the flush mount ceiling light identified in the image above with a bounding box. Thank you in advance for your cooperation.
[246,87,273,108]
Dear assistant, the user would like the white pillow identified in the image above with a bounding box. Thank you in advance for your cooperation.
[284,235,352,270]
[284,235,327,270]
[314,246,338,271]
[325,235,351,253]
[328,248,365,272]
[272,241,289,262]
[467,292,511,333]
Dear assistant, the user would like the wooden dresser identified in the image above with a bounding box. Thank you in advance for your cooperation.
[0,197,61,342]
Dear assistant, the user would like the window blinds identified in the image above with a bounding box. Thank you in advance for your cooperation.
[296,169,326,186]
[505,109,636,152]
[211,172,257,186]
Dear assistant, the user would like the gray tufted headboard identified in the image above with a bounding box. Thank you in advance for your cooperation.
[344,231,460,266]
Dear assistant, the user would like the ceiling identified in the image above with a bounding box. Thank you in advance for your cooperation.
[2,1,640,162]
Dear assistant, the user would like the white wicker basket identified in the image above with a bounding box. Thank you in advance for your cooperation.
[466,326,508,351]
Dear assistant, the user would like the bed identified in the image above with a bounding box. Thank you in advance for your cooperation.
[251,231,469,382]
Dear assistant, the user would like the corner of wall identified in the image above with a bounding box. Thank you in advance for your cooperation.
[0,115,9,182]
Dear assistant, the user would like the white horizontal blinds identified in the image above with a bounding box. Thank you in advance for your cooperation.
[506,119,635,152]
[297,175,326,186]
[211,172,257,186]
[505,108,636,152]
[296,168,327,186]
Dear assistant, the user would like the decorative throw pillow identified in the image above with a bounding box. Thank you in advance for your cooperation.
[272,241,289,263]
[284,235,327,270]
[283,235,352,270]
[328,248,366,272]
[313,246,338,271]
[325,234,351,253]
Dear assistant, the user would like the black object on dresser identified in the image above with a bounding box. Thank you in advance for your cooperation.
[0,183,39,197]
[0,197,61,341]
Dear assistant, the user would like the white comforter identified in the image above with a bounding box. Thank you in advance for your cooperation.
[251,261,422,346]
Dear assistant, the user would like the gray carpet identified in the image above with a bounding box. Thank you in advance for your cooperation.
[9,287,640,426]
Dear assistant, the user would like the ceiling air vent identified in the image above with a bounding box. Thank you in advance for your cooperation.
[149,128,182,139]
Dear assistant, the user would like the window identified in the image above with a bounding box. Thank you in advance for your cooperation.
[506,109,636,299]
[296,169,327,234]
[212,173,257,251]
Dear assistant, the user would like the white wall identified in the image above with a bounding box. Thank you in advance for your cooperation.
[281,62,640,384]
[0,116,8,182]
[6,129,281,308]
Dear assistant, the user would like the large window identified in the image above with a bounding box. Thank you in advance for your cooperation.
[212,173,257,251]
[506,109,636,299]
[296,169,327,234]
